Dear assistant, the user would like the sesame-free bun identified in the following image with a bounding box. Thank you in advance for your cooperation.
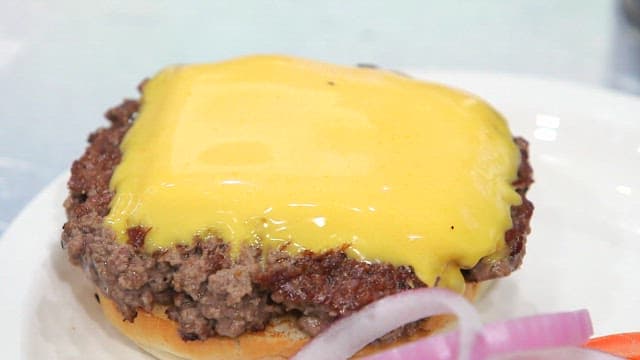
[98,281,487,360]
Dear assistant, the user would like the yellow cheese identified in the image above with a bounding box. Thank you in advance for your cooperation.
[105,55,522,291]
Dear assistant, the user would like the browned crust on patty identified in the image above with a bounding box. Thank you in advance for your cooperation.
[61,95,533,342]
[462,137,533,282]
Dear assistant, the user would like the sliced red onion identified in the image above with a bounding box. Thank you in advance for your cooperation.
[291,288,483,360]
[364,310,598,360]
[492,347,624,359]
[363,345,623,360]
[292,287,622,360]
[479,310,593,355]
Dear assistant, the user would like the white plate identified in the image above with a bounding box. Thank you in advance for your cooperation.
[1,72,639,359]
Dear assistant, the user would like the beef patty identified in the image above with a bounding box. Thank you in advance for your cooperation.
[61,97,533,342]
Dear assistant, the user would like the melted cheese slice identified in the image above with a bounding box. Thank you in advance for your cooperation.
[105,55,522,291]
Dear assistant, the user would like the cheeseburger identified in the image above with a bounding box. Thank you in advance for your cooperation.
[61,55,533,359]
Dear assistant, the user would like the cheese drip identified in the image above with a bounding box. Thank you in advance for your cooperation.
[105,55,522,291]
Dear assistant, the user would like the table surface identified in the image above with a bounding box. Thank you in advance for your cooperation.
[1,0,639,236]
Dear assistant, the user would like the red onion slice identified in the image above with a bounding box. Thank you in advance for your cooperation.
[364,310,600,360]
[492,347,624,359]
[291,288,483,360]
[480,310,593,355]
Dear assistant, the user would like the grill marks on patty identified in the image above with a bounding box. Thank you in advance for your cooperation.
[61,97,533,341]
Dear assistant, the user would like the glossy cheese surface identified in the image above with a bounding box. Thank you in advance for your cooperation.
[105,55,522,291]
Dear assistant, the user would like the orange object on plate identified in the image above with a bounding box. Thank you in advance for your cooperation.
[585,332,640,359]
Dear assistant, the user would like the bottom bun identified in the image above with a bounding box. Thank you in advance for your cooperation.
[99,281,489,360]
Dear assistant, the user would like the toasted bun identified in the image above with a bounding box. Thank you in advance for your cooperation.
[99,281,489,360]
